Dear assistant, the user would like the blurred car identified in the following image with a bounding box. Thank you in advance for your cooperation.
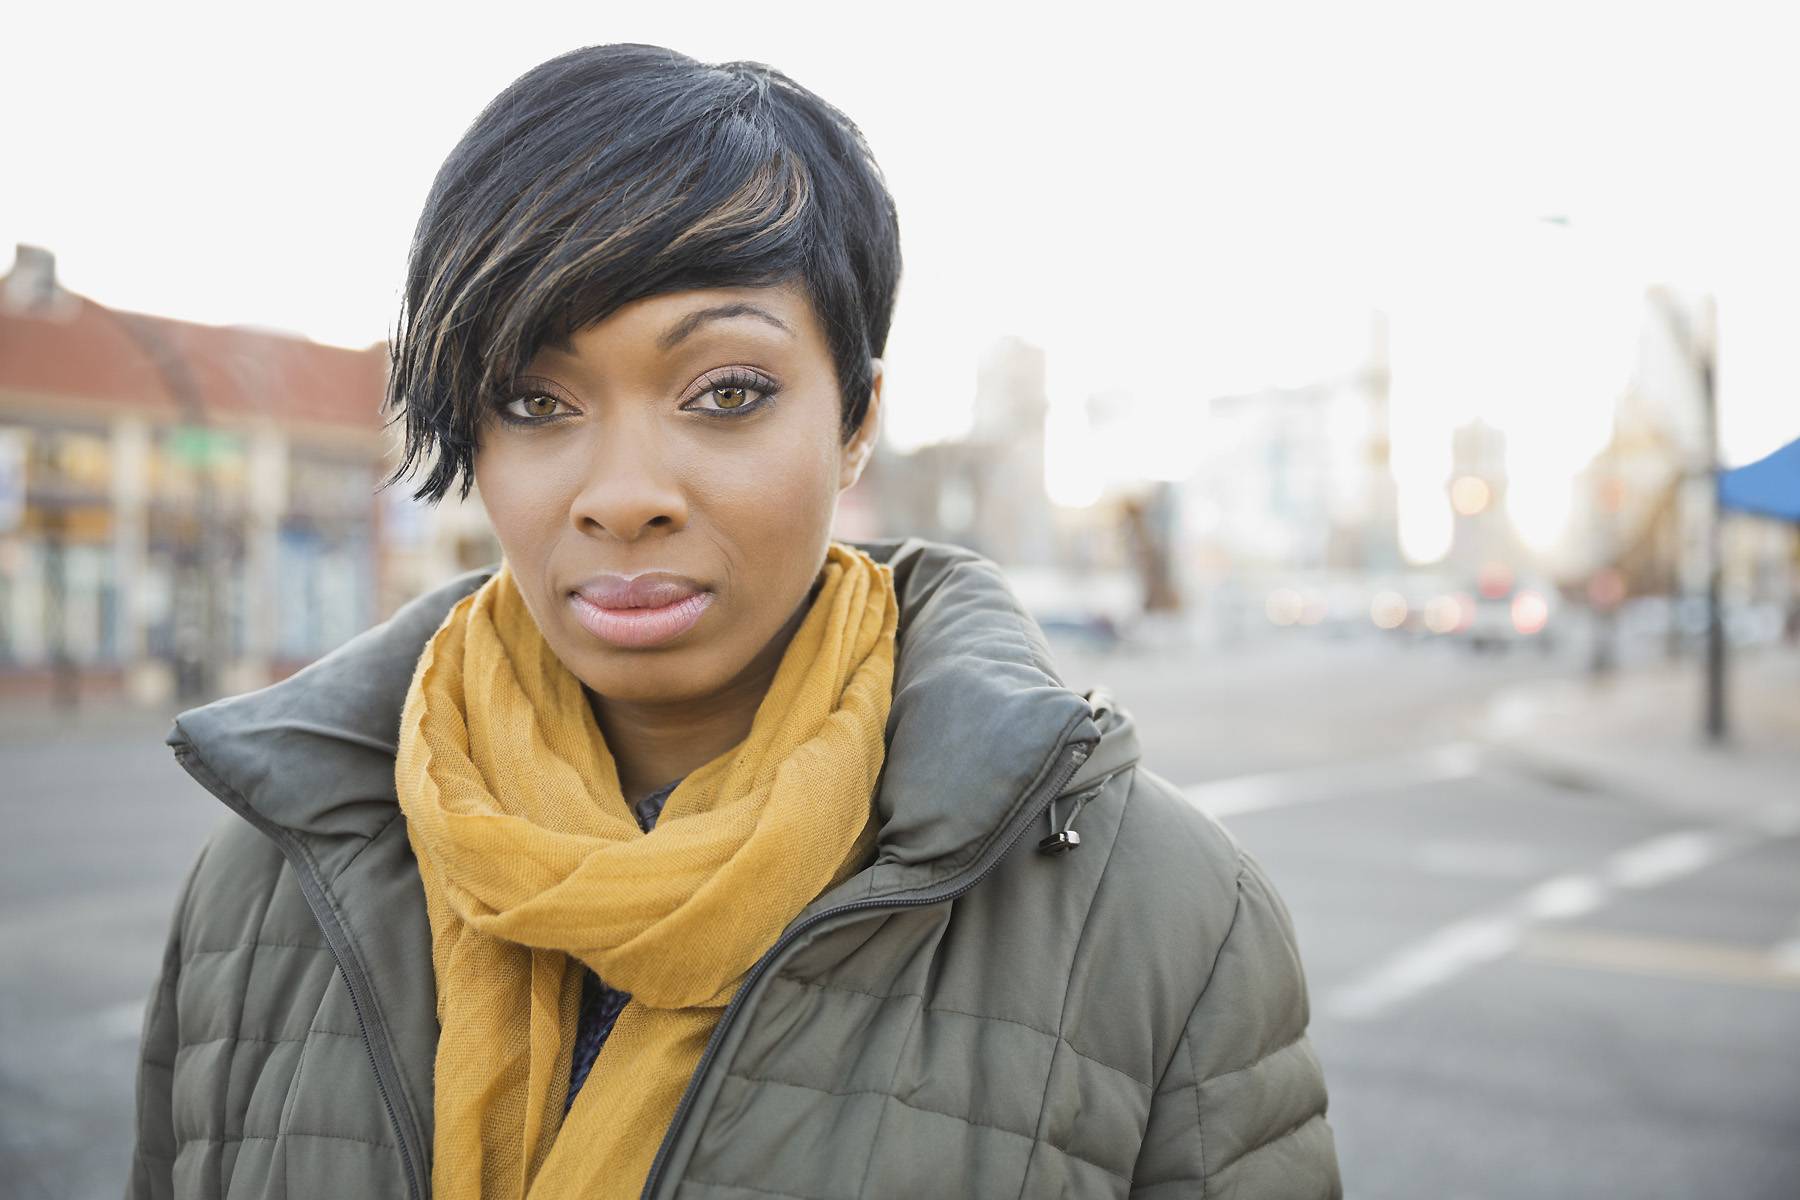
[1462,565,1559,653]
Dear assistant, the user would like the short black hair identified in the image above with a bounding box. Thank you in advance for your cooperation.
[383,43,903,503]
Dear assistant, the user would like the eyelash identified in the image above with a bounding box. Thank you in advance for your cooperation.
[494,369,781,427]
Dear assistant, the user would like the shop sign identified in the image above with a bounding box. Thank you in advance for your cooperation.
[166,425,243,467]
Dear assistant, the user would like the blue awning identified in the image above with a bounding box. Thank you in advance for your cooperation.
[1719,435,1800,522]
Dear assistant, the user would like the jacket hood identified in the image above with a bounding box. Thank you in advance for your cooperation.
[167,537,1139,891]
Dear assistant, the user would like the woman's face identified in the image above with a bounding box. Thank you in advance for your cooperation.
[472,280,881,706]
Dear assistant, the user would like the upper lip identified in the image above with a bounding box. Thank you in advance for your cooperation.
[570,572,709,610]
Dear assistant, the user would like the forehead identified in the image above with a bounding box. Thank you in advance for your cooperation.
[539,281,824,364]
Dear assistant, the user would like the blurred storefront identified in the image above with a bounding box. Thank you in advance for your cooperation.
[854,336,1056,567]
[1566,289,1799,631]
[0,246,397,703]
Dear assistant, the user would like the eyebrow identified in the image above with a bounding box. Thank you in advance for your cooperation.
[656,303,794,352]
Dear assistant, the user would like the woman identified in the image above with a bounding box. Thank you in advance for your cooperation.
[128,43,1340,1200]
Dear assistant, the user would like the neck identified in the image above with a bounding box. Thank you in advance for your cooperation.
[588,587,815,803]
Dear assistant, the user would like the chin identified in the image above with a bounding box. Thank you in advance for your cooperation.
[569,644,731,706]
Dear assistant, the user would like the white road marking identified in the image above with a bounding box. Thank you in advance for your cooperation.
[1772,940,1800,975]
[1771,912,1800,975]
[1183,743,1483,818]
[1328,915,1520,1022]
[1605,830,1745,890]
[1180,745,1800,1019]
[1324,815,1795,1022]
[1519,874,1608,922]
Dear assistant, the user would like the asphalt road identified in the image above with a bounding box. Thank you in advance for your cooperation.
[1056,634,1800,1199]
[3,634,1796,1199]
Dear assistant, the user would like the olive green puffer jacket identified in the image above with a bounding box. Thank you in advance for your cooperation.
[127,537,1340,1199]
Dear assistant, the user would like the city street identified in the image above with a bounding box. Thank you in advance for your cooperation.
[3,636,1797,1199]
[1056,633,1800,1199]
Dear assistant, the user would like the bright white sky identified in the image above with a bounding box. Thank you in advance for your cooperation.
[6,1,1796,561]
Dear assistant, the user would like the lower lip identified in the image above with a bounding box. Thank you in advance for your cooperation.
[568,590,715,649]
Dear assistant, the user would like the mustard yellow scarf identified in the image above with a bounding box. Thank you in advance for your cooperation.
[394,541,898,1199]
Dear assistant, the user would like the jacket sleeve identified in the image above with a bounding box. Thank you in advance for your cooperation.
[1130,850,1341,1199]
[125,838,209,1200]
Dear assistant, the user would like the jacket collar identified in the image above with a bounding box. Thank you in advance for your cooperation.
[167,537,1133,890]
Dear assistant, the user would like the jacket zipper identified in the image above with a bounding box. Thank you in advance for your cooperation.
[174,720,1100,1200]
[172,744,428,1200]
[638,733,1097,1199]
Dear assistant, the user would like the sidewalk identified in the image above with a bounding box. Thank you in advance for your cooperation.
[1478,643,1800,822]
[0,694,186,748]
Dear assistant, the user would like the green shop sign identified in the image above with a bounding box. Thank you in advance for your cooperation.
[165,426,242,467]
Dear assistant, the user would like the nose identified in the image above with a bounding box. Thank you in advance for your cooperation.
[567,425,689,543]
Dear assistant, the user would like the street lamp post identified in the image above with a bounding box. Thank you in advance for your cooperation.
[1697,301,1728,744]
[1649,289,1727,743]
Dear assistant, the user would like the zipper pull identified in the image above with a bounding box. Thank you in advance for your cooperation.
[1038,743,1094,856]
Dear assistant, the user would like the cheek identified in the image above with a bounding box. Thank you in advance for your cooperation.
[472,439,568,548]
[679,421,842,639]
[687,419,840,544]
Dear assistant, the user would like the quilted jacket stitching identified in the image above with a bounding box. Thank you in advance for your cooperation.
[278,1009,319,1198]
[1182,864,1250,1199]
[1151,1076,1195,1100]
[1212,1111,1330,1183]
[849,973,925,1197]
[1187,1004,1208,1197]
[181,941,328,960]
[332,811,403,884]
[219,860,282,1156]
[1195,1031,1308,1090]
[134,830,208,1192]
[1016,771,1131,1199]
[269,796,431,1175]
[681,1176,833,1200]
[775,976,1153,1089]
[176,1130,395,1151]
[175,1031,362,1053]
[726,1070,1132,1183]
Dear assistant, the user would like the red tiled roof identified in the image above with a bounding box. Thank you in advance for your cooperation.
[0,287,389,431]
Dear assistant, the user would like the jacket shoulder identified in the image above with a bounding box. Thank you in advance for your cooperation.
[172,817,338,1018]
[1109,768,1338,1195]
[1111,762,1250,926]
[179,817,292,939]
[1084,760,1308,1053]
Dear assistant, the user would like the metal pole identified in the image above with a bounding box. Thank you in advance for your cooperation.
[43,493,78,709]
[1699,297,1728,743]
[1648,288,1728,742]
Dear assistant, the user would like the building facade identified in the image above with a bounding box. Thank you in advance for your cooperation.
[0,246,397,702]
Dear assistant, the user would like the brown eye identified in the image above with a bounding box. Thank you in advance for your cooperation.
[682,371,778,415]
[499,391,571,423]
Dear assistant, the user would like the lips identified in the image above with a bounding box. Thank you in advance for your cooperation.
[572,572,708,610]
[567,572,714,649]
